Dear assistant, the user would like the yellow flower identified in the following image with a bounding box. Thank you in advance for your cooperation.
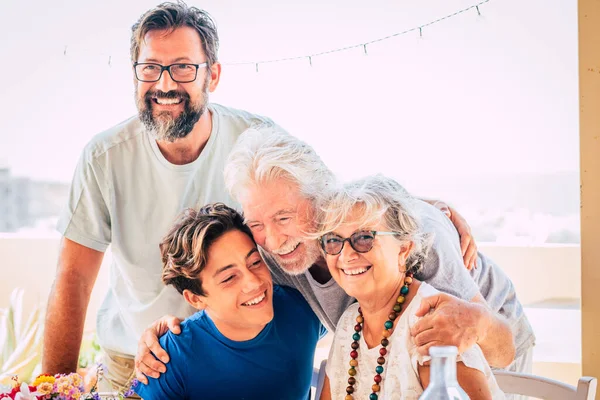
[32,374,56,386]
[36,382,54,395]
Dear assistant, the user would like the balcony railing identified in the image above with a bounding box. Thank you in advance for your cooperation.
[0,235,582,386]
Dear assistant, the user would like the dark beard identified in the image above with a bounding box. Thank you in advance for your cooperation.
[137,79,209,142]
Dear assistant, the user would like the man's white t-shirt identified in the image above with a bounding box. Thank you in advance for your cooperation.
[57,103,275,355]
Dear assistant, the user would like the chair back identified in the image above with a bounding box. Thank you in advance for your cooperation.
[311,360,598,400]
[493,370,597,400]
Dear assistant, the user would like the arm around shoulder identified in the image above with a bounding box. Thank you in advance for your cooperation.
[470,293,516,368]
[134,332,187,400]
[411,291,515,369]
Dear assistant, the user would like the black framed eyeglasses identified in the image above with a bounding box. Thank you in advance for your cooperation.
[319,230,399,256]
[133,62,208,83]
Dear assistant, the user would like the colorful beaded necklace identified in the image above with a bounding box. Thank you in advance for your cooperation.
[345,272,414,400]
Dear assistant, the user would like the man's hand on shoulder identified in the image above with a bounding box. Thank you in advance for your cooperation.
[409,292,490,356]
[135,315,182,385]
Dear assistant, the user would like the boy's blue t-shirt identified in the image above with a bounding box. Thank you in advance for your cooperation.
[134,285,327,400]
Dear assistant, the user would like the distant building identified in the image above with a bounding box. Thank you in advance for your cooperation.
[0,166,24,231]
[0,166,68,233]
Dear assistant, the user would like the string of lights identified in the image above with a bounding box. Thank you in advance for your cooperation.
[62,0,491,69]
[225,0,490,71]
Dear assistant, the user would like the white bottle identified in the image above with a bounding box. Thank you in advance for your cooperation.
[419,346,470,399]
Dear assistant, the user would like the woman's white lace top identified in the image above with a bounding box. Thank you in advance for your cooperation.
[325,282,505,399]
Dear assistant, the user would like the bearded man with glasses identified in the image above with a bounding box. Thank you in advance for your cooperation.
[42,2,280,394]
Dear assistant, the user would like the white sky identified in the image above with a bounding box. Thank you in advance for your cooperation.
[0,0,579,191]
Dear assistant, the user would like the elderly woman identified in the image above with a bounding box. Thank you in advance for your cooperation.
[317,175,504,400]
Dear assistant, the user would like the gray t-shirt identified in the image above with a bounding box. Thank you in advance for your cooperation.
[472,252,535,359]
[267,200,535,360]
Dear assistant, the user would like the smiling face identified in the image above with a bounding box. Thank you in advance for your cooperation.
[134,26,220,142]
[324,208,413,302]
[184,229,274,341]
[240,179,322,276]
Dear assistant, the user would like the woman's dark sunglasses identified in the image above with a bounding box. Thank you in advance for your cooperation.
[319,230,399,256]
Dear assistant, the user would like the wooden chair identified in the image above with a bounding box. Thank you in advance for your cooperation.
[493,370,597,400]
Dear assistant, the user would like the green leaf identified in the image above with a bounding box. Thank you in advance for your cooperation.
[0,288,44,384]
[1,320,39,372]
[9,288,24,342]
[20,303,41,344]
[0,312,7,366]
[1,289,18,366]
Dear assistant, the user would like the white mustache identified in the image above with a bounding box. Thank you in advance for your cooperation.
[272,239,302,255]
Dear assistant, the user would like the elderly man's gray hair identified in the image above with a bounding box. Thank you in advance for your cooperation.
[224,125,336,202]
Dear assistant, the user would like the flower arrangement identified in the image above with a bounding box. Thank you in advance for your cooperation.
[0,373,93,400]
[0,368,139,400]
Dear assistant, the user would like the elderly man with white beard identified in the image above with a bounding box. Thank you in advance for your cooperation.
[135,127,535,391]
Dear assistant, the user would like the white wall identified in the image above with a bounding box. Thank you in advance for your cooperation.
[0,235,110,332]
[481,243,580,306]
